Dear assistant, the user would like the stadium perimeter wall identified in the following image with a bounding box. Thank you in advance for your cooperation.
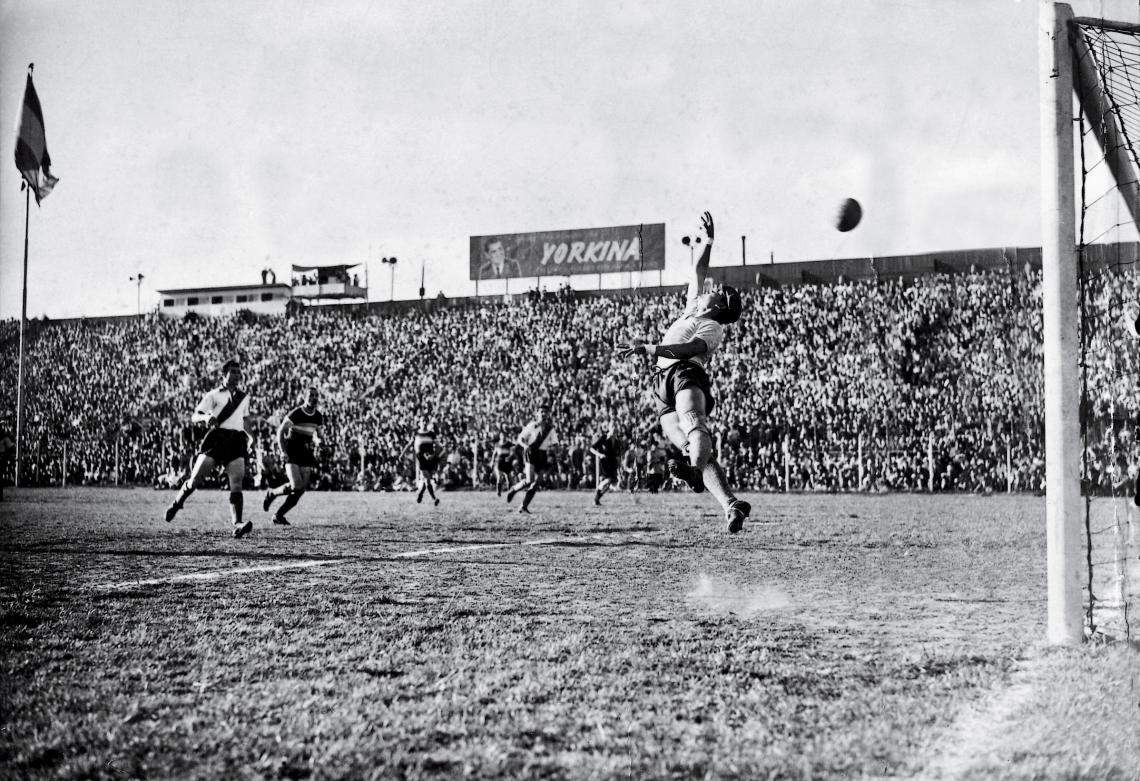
[30,242,1139,326]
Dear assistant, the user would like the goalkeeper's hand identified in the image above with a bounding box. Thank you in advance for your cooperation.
[700,211,714,241]
[618,339,652,359]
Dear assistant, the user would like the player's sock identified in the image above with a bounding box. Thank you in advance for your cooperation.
[506,480,526,502]
[174,485,195,508]
[277,489,303,519]
[166,485,194,521]
[701,459,734,512]
[229,491,243,525]
[521,485,538,511]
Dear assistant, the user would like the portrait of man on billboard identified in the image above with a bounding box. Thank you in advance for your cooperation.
[478,237,524,280]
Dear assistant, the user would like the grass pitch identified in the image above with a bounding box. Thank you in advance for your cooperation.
[1,488,1137,779]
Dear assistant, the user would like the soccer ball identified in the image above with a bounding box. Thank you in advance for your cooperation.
[835,198,862,232]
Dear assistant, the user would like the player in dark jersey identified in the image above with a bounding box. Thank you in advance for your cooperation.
[590,424,621,506]
[493,432,514,496]
[646,436,672,493]
[402,417,442,505]
[262,386,324,525]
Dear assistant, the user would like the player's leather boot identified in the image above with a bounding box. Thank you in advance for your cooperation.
[726,500,751,534]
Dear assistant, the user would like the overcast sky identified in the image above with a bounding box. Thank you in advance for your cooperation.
[2,0,1138,319]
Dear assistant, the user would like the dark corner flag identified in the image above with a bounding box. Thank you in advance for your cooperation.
[14,65,59,205]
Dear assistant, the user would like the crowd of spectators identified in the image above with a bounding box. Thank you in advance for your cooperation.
[1,262,1137,497]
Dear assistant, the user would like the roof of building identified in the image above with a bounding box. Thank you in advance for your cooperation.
[155,283,292,296]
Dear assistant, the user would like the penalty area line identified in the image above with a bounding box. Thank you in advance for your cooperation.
[91,537,572,590]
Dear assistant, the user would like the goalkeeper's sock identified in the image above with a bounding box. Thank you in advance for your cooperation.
[701,459,733,513]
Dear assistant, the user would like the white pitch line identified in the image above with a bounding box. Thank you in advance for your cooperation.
[92,536,575,590]
[94,558,356,589]
[394,536,568,558]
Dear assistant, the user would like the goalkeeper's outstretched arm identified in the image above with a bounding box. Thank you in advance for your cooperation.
[687,211,714,302]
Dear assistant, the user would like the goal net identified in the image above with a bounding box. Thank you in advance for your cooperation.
[1042,4,1140,644]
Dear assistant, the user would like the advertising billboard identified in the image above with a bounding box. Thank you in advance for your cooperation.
[469,223,665,281]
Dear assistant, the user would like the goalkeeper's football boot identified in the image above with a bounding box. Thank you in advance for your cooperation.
[726,499,751,534]
[667,458,705,494]
[233,520,253,538]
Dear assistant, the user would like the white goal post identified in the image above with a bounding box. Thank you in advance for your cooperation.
[1040,2,1139,646]
[1040,1,1084,647]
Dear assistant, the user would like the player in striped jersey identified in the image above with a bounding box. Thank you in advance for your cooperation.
[262,386,324,525]
[506,404,559,514]
[618,211,751,533]
[165,359,256,537]
[402,417,442,506]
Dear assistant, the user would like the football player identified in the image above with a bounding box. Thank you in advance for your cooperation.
[618,211,751,533]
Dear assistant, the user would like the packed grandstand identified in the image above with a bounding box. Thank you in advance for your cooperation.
[2,259,1136,496]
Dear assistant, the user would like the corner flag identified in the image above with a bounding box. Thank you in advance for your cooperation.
[14,67,59,204]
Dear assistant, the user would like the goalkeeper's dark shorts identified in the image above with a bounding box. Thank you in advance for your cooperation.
[284,438,318,468]
[653,361,715,417]
[416,453,440,473]
[198,429,248,466]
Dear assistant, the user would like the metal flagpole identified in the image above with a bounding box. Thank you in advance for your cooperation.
[15,186,30,487]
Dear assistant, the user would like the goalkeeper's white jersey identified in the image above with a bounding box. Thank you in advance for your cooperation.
[655,301,723,371]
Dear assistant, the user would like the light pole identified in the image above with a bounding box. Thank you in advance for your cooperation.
[129,273,145,315]
[381,257,397,301]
